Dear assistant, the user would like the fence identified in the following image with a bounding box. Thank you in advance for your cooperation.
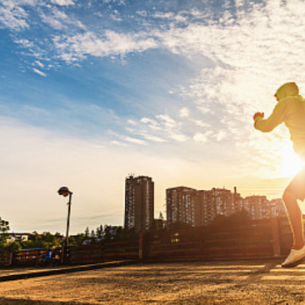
[13,248,47,266]
[146,218,279,260]
[68,239,139,265]
[68,217,292,264]
[1,216,295,267]
[0,253,11,267]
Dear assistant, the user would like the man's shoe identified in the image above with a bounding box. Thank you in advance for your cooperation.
[282,245,305,268]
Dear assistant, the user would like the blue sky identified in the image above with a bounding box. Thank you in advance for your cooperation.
[1,0,304,234]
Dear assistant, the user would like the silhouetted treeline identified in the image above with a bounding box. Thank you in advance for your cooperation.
[211,209,251,226]
[69,225,139,246]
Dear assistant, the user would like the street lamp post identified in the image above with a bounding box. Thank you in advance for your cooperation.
[58,186,73,264]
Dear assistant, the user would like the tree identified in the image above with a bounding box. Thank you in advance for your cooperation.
[96,225,103,239]
[0,217,10,250]
[211,214,227,226]
[211,209,251,226]
[72,233,86,246]
[90,230,96,239]
[168,221,193,230]
[84,227,90,238]
[103,225,112,241]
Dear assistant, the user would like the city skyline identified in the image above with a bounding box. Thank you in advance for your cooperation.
[1,0,305,234]
[7,178,286,235]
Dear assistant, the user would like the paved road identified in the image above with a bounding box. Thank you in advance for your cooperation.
[0,259,304,304]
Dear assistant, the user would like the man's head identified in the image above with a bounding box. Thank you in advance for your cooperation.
[275,82,299,101]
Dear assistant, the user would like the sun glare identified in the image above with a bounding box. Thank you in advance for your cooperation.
[280,146,305,177]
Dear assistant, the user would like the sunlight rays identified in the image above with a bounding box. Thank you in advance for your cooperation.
[279,144,304,177]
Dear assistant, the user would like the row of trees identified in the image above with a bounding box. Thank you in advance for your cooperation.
[0,217,139,252]
[70,225,139,245]
[0,217,63,253]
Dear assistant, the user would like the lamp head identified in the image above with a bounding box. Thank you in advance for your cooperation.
[58,186,71,197]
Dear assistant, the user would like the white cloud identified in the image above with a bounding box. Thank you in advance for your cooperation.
[111,140,126,146]
[193,133,208,143]
[194,120,209,128]
[141,117,158,125]
[141,133,166,143]
[171,134,187,142]
[156,114,176,129]
[0,4,29,30]
[140,117,161,131]
[137,114,189,143]
[53,31,157,62]
[35,60,44,68]
[33,68,47,77]
[110,10,122,22]
[136,10,147,17]
[40,8,85,30]
[14,39,33,47]
[216,130,226,142]
[152,12,175,19]
[51,0,75,5]
[110,130,147,145]
[179,107,189,118]
[127,119,137,125]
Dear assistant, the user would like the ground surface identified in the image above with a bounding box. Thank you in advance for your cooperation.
[1,259,305,304]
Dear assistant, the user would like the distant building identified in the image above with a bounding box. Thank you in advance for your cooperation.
[197,190,216,226]
[6,233,31,243]
[242,196,268,220]
[124,175,154,232]
[269,198,286,218]
[166,186,286,228]
[241,196,286,220]
[166,187,200,227]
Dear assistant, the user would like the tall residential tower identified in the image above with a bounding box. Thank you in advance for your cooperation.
[124,175,154,232]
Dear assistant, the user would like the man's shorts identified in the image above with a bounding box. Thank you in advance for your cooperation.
[286,166,305,200]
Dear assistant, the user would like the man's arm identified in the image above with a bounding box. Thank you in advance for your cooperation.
[254,101,287,132]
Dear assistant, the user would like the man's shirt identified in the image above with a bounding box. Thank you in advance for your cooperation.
[254,95,305,159]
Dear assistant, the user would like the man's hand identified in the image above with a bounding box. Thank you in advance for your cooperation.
[253,112,264,121]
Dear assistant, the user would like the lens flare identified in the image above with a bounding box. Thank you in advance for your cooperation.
[280,145,304,177]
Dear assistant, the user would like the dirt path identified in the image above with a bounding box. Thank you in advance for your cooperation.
[0,259,305,304]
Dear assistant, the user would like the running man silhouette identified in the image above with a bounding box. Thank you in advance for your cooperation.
[254,82,305,268]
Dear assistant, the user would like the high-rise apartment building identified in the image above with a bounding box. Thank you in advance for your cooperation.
[124,175,154,232]
[166,187,200,227]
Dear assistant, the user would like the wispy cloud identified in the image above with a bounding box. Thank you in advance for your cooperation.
[33,68,47,76]
[109,131,147,145]
[40,7,85,30]
[53,31,157,62]
[50,0,75,6]
[0,2,29,30]
[179,107,189,118]
[193,132,208,143]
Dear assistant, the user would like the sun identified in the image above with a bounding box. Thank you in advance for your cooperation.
[280,145,305,177]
